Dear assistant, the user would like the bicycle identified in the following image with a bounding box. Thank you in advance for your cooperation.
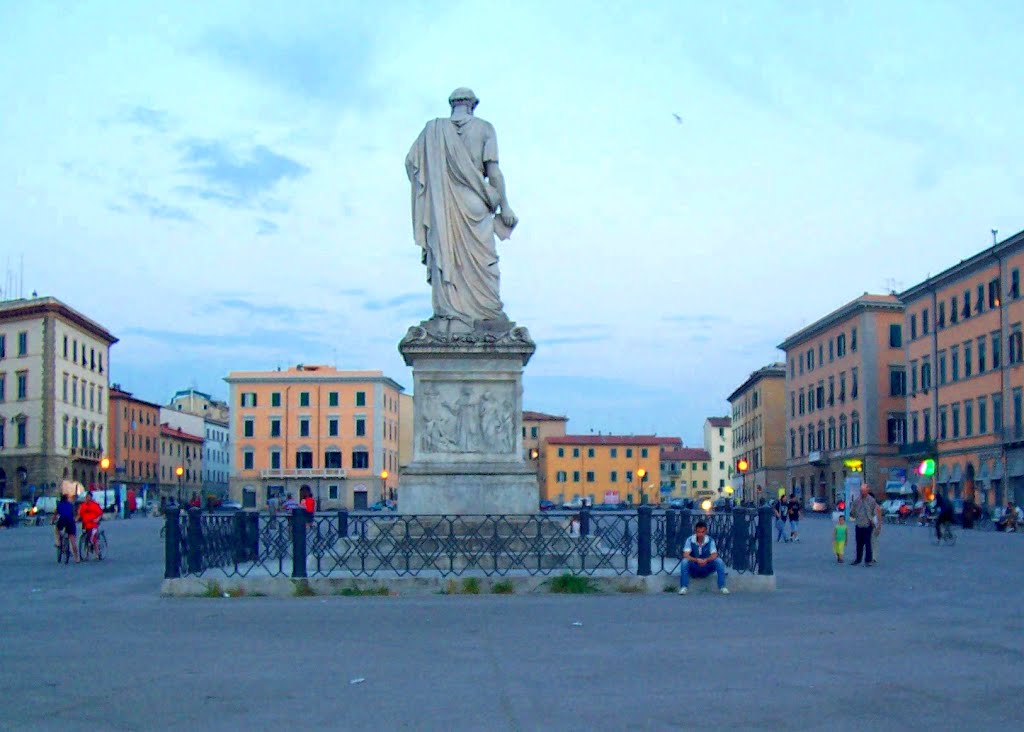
[79,527,108,561]
[934,520,957,546]
[57,527,73,564]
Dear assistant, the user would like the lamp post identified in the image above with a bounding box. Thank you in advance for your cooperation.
[637,468,648,505]
[380,470,389,504]
[100,456,111,511]
[175,465,184,505]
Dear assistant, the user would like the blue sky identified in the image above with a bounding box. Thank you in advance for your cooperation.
[3,1,1023,446]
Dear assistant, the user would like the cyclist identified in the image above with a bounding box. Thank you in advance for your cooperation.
[933,492,954,542]
[52,494,80,562]
[78,491,104,557]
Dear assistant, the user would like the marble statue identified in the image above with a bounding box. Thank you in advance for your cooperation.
[406,88,518,333]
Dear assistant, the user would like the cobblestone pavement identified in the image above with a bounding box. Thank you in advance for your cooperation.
[1,514,1021,731]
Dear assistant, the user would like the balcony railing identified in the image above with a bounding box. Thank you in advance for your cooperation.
[898,440,936,457]
[69,446,103,460]
[259,468,346,480]
[807,450,829,465]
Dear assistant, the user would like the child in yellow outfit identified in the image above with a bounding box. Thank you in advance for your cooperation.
[833,514,847,563]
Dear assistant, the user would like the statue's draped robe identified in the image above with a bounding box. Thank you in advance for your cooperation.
[406,117,511,325]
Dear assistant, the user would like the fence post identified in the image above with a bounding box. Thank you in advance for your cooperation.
[292,507,308,578]
[186,507,203,575]
[637,505,652,576]
[756,505,774,575]
[338,509,349,539]
[579,506,590,537]
[246,511,259,562]
[232,511,246,567]
[731,509,750,572]
[164,507,180,579]
[665,508,678,559]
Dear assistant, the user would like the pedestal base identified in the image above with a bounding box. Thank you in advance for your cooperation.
[398,464,539,515]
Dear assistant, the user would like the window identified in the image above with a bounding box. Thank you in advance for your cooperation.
[910,362,918,393]
[17,331,27,355]
[271,392,281,407]
[992,332,1001,369]
[950,296,958,324]
[1015,387,1023,430]
[295,450,313,469]
[329,485,339,500]
[837,333,846,357]
[270,418,281,437]
[299,418,310,437]
[355,391,366,407]
[807,348,814,371]
[851,328,858,351]
[610,448,617,458]
[889,324,902,348]
[939,408,948,440]
[641,448,649,458]
[851,415,860,446]
[839,373,846,402]
[299,392,310,407]
[976,284,984,314]
[951,346,960,381]
[938,302,946,328]
[962,289,971,319]
[886,415,906,445]
[910,314,918,340]
[531,426,539,438]
[964,342,973,378]
[240,392,257,407]
[951,403,960,438]
[572,447,580,458]
[851,368,859,399]
[989,278,1000,308]
[586,471,595,483]
[351,450,369,469]
[625,470,633,483]
[923,409,931,440]
[324,450,342,469]
[818,344,824,367]
[555,471,567,483]
[354,418,366,437]
[922,308,930,334]
[243,450,254,470]
[610,471,618,482]
[816,383,824,409]
[829,339,835,361]
[572,471,580,483]
[965,400,974,437]
[17,419,26,447]
[557,448,564,457]
[626,448,633,458]
[328,418,339,437]
[17,371,27,400]
[938,351,947,385]
[243,418,254,437]
[889,369,906,396]
[270,450,281,470]
[993,393,1003,432]
[587,448,595,458]
[329,392,339,407]
[979,396,988,434]
[1010,326,1023,364]
[978,337,987,372]
[828,377,835,406]
[1012,269,1020,299]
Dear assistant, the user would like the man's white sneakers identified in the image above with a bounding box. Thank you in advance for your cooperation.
[720,587,730,594]
[678,587,730,595]
[678,587,688,595]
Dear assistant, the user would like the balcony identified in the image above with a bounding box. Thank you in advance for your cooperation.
[259,468,346,480]
[69,446,103,461]
[898,440,935,457]
[807,450,829,465]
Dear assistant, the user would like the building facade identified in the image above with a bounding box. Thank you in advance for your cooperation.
[660,448,712,500]
[779,295,907,503]
[727,364,787,502]
[543,435,681,505]
[168,388,230,496]
[704,417,733,493]
[225,365,404,510]
[522,410,568,497]
[169,388,230,423]
[0,297,117,500]
[108,386,160,498]
[899,228,1024,508]
[159,424,204,502]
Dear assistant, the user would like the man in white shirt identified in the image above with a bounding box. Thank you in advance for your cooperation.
[678,520,729,595]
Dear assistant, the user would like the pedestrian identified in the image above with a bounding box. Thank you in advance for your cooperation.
[189,492,201,509]
[773,497,788,542]
[833,514,847,563]
[126,489,137,520]
[850,484,882,566]
[787,493,802,542]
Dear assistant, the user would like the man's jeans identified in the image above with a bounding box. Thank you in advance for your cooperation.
[854,525,873,563]
[680,558,727,589]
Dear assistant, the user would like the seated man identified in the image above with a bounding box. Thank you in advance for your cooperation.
[678,520,729,595]
[999,502,1018,532]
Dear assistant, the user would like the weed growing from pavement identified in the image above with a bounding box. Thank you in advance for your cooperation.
[617,581,645,593]
[549,573,598,594]
[461,577,481,594]
[292,580,317,597]
[201,581,223,598]
[491,580,515,594]
[337,587,390,597]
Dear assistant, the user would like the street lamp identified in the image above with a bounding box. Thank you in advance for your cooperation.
[636,468,648,505]
[380,470,389,503]
[100,456,111,510]
[175,465,184,504]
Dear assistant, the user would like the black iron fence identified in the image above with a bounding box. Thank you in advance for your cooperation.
[164,505,774,579]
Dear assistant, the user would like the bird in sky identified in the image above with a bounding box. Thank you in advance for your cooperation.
[672,113,683,124]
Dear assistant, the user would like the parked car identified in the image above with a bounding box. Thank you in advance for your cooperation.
[216,501,243,512]
[811,497,829,512]
[368,501,396,512]
[539,500,557,511]
[0,498,19,526]
[668,498,695,510]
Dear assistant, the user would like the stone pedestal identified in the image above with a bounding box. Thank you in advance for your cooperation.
[398,319,539,515]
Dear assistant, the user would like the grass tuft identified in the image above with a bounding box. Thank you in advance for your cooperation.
[201,581,223,598]
[337,586,390,597]
[617,581,645,593]
[491,580,515,594]
[292,579,317,597]
[548,573,599,594]
[461,577,481,594]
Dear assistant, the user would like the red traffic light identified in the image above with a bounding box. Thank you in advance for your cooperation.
[837,501,846,511]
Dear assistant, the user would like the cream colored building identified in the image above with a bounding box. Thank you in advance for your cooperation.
[704,417,733,494]
[727,364,787,502]
[0,297,117,500]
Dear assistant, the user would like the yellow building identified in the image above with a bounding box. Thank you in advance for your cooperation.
[544,435,681,505]
[660,448,713,500]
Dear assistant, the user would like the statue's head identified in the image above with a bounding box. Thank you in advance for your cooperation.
[448,87,479,111]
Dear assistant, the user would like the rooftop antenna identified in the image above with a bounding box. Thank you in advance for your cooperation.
[992,229,999,246]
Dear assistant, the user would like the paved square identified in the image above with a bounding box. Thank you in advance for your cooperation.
[1,515,1021,731]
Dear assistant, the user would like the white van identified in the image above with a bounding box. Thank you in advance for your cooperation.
[34,496,59,515]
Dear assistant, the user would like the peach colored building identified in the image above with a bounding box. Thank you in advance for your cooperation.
[108,385,160,497]
[779,295,907,503]
[727,364,787,502]
[522,410,568,497]
[543,435,681,505]
[899,228,1024,509]
[159,424,204,502]
[225,365,404,510]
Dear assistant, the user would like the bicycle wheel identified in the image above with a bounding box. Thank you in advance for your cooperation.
[97,532,107,560]
[57,535,65,563]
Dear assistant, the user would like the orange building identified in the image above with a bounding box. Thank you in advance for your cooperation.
[108,385,160,497]
[899,228,1024,508]
[225,365,404,510]
[522,410,568,496]
[779,295,906,503]
[543,435,681,505]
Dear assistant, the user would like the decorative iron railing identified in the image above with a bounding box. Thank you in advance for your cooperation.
[164,506,774,580]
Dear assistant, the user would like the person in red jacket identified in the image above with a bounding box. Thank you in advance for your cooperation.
[78,492,104,557]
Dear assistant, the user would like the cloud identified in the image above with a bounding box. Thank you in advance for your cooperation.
[362,293,429,312]
[122,325,327,355]
[197,26,374,104]
[211,298,332,321]
[177,139,309,207]
[256,219,279,236]
[542,335,610,346]
[123,106,172,133]
[122,193,194,223]
[662,313,731,326]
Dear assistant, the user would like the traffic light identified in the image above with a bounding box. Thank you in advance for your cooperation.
[736,458,749,473]
[917,459,936,477]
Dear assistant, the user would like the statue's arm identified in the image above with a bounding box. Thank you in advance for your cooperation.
[485,161,517,229]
